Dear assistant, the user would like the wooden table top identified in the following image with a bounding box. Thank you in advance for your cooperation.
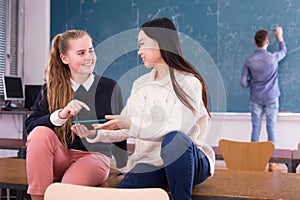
[1,158,300,199]
[193,169,300,199]
[0,158,27,190]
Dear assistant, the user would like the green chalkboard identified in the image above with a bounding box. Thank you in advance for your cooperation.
[51,0,300,112]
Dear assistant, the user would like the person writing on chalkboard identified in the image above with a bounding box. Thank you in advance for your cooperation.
[73,18,215,200]
[25,30,127,200]
[241,26,287,170]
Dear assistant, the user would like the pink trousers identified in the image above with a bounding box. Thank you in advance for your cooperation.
[26,126,110,195]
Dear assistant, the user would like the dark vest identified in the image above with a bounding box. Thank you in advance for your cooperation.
[72,75,112,157]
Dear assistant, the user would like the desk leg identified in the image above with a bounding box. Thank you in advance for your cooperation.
[291,160,299,173]
[16,190,23,200]
[285,160,293,173]
[22,115,28,140]
[19,147,26,159]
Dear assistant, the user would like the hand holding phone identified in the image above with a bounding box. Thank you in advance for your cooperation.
[72,119,107,129]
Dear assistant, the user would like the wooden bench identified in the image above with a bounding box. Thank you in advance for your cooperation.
[0,138,26,158]
[213,146,297,173]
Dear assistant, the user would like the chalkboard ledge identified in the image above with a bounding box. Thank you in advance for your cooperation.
[211,112,300,122]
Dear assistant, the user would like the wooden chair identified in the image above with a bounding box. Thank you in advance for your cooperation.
[218,139,274,171]
[44,183,170,200]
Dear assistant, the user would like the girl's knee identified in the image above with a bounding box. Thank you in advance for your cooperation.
[161,131,193,167]
[62,158,110,186]
[162,131,190,148]
[26,126,58,149]
[161,131,192,160]
[28,126,55,140]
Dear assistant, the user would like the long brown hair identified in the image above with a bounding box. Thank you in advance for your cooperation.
[140,18,210,116]
[44,30,90,146]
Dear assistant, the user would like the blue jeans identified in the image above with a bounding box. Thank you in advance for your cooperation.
[117,131,211,200]
[250,98,279,143]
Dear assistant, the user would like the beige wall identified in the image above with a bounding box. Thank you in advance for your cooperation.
[23,0,50,85]
[207,112,300,150]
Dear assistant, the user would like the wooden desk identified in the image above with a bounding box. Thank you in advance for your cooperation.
[270,149,293,172]
[192,169,300,199]
[292,150,300,173]
[0,138,26,158]
[2,158,300,200]
[0,158,27,200]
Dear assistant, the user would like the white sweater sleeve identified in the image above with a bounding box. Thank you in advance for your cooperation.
[86,128,129,143]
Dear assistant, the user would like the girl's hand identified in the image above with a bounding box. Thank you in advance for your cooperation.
[92,115,130,130]
[72,123,97,138]
[59,99,90,119]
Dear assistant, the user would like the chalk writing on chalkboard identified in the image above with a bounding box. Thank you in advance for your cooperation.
[51,0,300,112]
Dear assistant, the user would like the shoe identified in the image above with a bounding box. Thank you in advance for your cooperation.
[268,163,282,172]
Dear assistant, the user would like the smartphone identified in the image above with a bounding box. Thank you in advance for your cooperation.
[72,119,107,129]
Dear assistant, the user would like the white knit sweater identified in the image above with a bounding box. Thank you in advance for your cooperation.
[87,69,215,175]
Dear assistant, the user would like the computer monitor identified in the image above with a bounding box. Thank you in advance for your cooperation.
[2,75,25,101]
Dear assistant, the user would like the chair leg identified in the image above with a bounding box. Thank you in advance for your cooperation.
[0,189,11,200]
[7,188,10,200]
